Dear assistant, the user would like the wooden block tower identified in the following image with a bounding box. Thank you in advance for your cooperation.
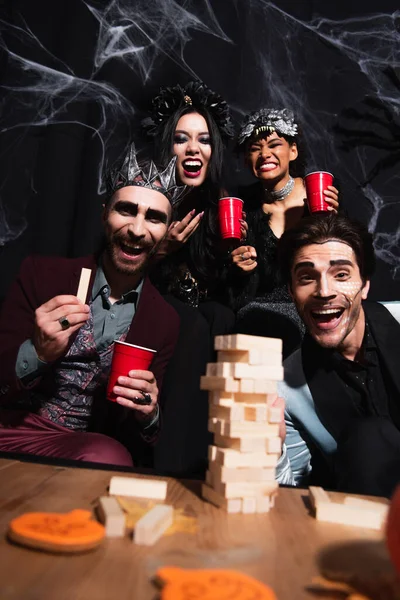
[200,334,283,514]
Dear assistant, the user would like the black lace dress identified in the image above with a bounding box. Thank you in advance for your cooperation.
[228,183,305,357]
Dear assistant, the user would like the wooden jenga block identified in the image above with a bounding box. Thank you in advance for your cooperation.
[343,496,388,517]
[234,392,276,404]
[213,419,280,438]
[213,480,278,499]
[209,391,235,406]
[238,380,278,394]
[242,497,257,514]
[244,405,268,422]
[109,476,167,500]
[215,334,282,352]
[267,404,284,423]
[202,484,242,513]
[215,433,277,454]
[210,446,279,468]
[134,505,173,546]
[265,437,282,454]
[200,376,239,392]
[205,469,213,487]
[256,495,273,513]
[76,268,92,304]
[209,462,276,483]
[97,496,125,538]
[217,349,282,366]
[207,363,283,381]
[309,487,387,530]
[209,403,245,422]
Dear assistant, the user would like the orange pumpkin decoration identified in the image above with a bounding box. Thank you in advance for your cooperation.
[156,566,278,600]
[8,509,105,553]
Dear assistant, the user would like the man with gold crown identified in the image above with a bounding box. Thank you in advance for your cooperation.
[0,146,186,467]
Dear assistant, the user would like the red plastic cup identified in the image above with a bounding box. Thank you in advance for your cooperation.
[107,341,156,402]
[305,171,334,213]
[218,197,244,240]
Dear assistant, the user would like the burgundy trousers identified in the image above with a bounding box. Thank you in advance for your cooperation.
[0,409,133,467]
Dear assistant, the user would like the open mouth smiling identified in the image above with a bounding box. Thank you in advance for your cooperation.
[309,306,345,330]
[182,159,203,178]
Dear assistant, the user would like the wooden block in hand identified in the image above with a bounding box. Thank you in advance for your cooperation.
[217,349,282,366]
[215,334,282,353]
[202,484,242,513]
[210,446,279,468]
[97,496,125,538]
[213,418,280,438]
[109,476,167,500]
[200,376,239,393]
[76,268,91,304]
[209,462,276,483]
[134,505,173,546]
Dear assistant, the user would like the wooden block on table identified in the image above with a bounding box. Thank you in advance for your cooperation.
[205,469,213,487]
[134,504,173,546]
[343,496,389,518]
[215,334,282,352]
[210,446,279,468]
[209,462,276,483]
[76,268,92,304]
[97,496,125,538]
[242,497,257,514]
[217,349,282,366]
[209,403,245,422]
[235,392,276,404]
[309,487,387,530]
[208,391,235,406]
[213,418,280,438]
[200,376,239,393]
[215,433,281,454]
[207,363,284,381]
[109,476,167,500]
[202,484,242,513]
[256,495,273,513]
[213,479,278,499]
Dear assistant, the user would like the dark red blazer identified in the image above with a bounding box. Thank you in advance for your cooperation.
[0,255,180,426]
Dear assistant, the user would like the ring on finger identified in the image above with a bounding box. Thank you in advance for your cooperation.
[132,392,152,406]
[59,316,71,331]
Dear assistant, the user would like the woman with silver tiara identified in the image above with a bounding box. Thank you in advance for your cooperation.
[143,80,237,335]
[229,108,339,357]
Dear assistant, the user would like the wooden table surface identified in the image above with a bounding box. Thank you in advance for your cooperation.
[0,457,394,600]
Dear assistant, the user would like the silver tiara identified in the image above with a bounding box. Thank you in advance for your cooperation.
[238,108,298,146]
[106,144,188,206]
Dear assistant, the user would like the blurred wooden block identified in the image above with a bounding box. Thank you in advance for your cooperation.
[239,380,278,394]
[206,363,283,381]
[309,487,388,530]
[217,349,282,366]
[109,476,167,500]
[215,433,280,454]
[256,495,274,513]
[209,403,245,422]
[210,446,279,468]
[215,334,282,353]
[76,268,91,304]
[97,496,125,538]
[200,376,239,392]
[209,391,235,406]
[212,418,280,438]
[209,462,276,483]
[242,497,257,514]
[243,405,268,422]
[202,484,242,513]
[213,480,278,499]
[267,405,284,423]
[134,505,173,546]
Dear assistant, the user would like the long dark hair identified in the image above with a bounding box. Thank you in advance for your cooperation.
[155,105,225,186]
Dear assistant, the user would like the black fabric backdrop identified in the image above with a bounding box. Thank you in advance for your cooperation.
[0,0,399,300]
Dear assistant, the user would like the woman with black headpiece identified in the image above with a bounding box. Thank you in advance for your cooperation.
[142,82,236,479]
[143,80,237,332]
[229,109,339,357]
